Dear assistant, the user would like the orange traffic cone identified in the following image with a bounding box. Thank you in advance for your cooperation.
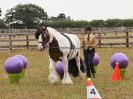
[87,78,102,99]
[111,62,122,81]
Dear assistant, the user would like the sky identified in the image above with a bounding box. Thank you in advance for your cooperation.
[0,0,133,21]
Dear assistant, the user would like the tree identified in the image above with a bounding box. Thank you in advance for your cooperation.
[49,16,59,21]
[49,13,72,22]
[122,19,133,27]
[105,19,122,27]
[5,4,48,28]
[0,8,1,17]
[0,19,6,28]
[57,13,66,19]
[49,13,67,21]
[90,20,105,27]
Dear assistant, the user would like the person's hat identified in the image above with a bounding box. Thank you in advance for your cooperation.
[84,26,92,31]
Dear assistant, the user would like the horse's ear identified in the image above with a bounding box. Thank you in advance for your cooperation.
[42,26,47,31]
[36,26,40,30]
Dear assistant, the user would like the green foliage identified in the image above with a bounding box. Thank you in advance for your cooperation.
[46,20,89,28]
[48,13,89,28]
[57,13,66,19]
[49,13,71,21]
[46,19,133,28]
[105,19,122,27]
[90,20,105,27]
[4,4,48,28]
[0,19,6,28]
[122,19,133,27]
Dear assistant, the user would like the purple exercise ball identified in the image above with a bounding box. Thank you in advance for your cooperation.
[4,56,24,73]
[110,53,128,68]
[15,54,28,69]
[93,53,99,66]
[56,61,64,76]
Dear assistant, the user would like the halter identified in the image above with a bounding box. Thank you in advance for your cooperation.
[42,28,50,43]
[38,27,50,48]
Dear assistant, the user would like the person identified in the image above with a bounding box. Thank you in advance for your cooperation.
[81,26,97,78]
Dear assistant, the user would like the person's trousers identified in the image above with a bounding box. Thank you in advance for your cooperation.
[83,48,95,78]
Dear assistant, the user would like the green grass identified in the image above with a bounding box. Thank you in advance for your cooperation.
[0,48,133,99]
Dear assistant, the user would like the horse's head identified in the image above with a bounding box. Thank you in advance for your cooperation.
[35,26,50,50]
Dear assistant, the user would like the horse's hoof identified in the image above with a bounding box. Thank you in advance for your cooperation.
[62,79,73,85]
[79,73,85,79]
[50,81,57,85]
[48,76,58,85]
[62,81,73,85]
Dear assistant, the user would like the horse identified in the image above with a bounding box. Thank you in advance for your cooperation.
[35,26,85,85]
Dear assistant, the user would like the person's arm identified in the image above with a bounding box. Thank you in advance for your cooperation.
[81,35,85,48]
[92,36,97,48]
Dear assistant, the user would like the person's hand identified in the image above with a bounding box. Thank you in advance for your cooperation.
[87,45,93,48]
[81,45,84,48]
[88,46,92,48]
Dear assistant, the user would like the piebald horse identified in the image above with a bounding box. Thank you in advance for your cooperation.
[35,26,85,85]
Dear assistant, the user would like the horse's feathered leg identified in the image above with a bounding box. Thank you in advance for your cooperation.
[62,56,73,84]
[48,58,58,85]
[75,55,85,79]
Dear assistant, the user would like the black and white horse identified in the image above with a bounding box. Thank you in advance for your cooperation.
[35,26,85,85]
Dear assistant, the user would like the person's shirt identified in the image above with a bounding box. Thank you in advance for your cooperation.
[81,33,97,50]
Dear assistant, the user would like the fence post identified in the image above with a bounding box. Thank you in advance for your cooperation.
[9,26,12,50]
[25,28,29,49]
[126,31,129,48]
[98,33,101,47]
[9,34,12,50]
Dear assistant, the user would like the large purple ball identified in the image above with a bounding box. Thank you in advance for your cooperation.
[4,56,24,73]
[56,61,64,76]
[15,54,28,69]
[93,53,99,66]
[110,53,128,68]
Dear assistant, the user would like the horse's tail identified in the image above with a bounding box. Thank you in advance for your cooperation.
[68,58,85,77]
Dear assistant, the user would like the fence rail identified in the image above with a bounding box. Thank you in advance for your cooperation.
[0,28,133,50]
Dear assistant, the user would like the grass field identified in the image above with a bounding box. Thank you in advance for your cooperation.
[0,48,133,99]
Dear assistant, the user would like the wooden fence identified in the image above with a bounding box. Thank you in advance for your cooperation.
[0,28,133,50]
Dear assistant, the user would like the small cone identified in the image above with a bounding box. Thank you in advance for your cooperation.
[87,78,102,99]
[111,62,122,81]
